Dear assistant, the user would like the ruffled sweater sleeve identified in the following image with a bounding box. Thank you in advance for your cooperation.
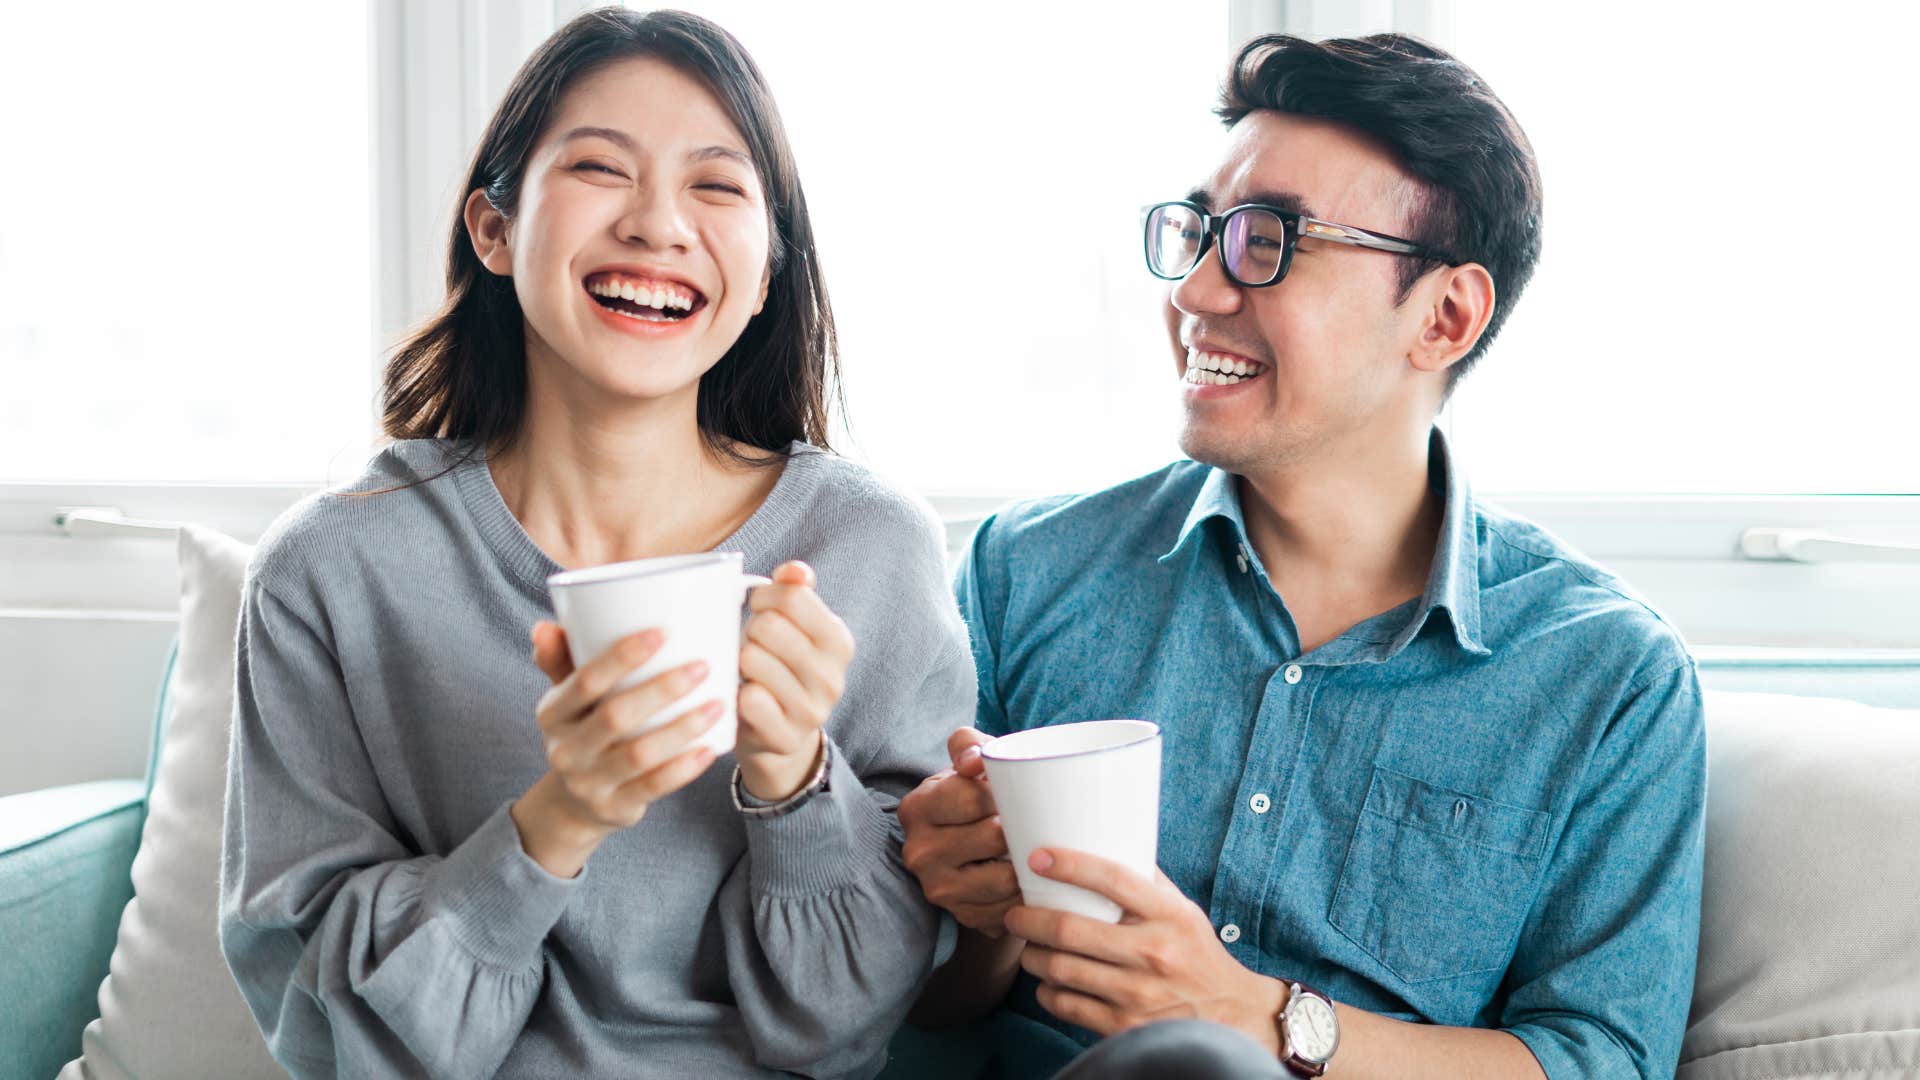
[716,492,977,1077]
[219,580,579,1080]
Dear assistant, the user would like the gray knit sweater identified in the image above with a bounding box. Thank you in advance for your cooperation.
[218,439,973,1079]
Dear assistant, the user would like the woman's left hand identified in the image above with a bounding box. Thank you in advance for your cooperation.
[737,560,855,801]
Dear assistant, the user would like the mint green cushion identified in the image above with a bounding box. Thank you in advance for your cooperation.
[0,780,146,1080]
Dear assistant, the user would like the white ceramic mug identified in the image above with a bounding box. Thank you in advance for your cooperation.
[546,552,770,756]
[981,719,1162,923]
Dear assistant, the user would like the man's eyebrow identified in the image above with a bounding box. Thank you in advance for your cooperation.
[558,128,752,169]
[1240,189,1315,217]
[1183,187,1316,217]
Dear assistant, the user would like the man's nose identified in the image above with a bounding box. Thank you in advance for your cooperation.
[1169,246,1243,319]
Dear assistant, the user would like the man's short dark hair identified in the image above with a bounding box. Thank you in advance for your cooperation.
[1219,34,1543,387]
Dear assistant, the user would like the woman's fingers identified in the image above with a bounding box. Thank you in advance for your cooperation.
[747,572,855,663]
[536,629,665,736]
[550,658,710,767]
[746,608,846,701]
[574,698,724,799]
[530,621,574,686]
[740,635,821,726]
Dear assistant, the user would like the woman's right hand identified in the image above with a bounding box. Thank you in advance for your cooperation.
[510,621,723,876]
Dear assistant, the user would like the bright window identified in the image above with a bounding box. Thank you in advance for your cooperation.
[1445,2,1919,495]
[638,1,1226,494]
[0,3,374,484]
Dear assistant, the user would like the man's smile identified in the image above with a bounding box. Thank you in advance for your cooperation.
[1182,346,1269,388]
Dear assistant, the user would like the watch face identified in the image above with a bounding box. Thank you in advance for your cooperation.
[1289,993,1339,1062]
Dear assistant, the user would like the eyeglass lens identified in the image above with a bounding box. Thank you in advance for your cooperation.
[1145,204,1290,285]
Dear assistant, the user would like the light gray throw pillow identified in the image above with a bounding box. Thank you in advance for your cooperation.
[1680,691,1920,1079]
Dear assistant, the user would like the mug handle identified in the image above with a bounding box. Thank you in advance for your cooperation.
[742,574,773,589]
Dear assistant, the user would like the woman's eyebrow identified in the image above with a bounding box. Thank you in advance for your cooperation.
[560,125,636,151]
[687,145,752,168]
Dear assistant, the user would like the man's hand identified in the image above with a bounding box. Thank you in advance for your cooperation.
[899,728,1022,937]
[1005,847,1286,1050]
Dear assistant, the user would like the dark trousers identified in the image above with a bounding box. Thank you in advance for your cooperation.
[1053,1019,1289,1079]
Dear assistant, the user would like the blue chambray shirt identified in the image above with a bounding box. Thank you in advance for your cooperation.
[954,429,1706,1079]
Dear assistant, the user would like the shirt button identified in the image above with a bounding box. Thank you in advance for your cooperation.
[1283,663,1303,684]
[1236,553,1249,573]
[1219,923,1242,943]
[1250,793,1272,814]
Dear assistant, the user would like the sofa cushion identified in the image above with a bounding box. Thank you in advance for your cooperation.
[62,525,283,1079]
[1679,691,1920,1079]
[0,780,145,1080]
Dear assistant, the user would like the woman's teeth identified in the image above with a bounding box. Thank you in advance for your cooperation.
[1184,350,1265,386]
[585,277,697,318]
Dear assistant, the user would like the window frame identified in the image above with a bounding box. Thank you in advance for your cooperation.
[3,0,1914,657]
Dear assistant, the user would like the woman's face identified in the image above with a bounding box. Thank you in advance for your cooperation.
[472,57,773,408]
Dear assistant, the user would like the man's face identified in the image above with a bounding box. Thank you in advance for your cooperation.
[1168,111,1436,475]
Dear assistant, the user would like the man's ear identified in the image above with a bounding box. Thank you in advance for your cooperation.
[464,188,514,276]
[1409,262,1496,376]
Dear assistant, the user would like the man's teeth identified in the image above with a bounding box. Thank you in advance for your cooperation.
[1183,349,1265,385]
[586,278,695,311]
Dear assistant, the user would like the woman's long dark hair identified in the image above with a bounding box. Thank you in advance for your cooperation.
[382,7,838,467]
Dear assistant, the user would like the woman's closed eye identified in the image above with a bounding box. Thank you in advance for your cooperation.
[572,161,628,179]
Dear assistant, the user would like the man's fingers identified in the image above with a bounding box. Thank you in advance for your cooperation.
[939,819,1011,865]
[1020,945,1137,1005]
[1034,982,1123,1037]
[921,773,997,826]
[947,727,993,776]
[1028,848,1170,919]
[1003,904,1142,967]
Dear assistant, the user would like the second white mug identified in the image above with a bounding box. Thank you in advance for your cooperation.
[982,719,1163,923]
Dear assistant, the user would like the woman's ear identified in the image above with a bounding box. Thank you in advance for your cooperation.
[1409,262,1496,376]
[464,188,514,276]
[753,261,771,316]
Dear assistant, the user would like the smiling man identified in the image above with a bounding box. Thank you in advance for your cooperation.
[899,33,1706,1080]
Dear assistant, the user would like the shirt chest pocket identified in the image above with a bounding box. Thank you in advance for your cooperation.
[1328,765,1552,985]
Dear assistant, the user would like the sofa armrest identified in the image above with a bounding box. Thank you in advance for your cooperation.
[0,779,146,1080]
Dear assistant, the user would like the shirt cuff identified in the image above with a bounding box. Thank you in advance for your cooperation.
[740,734,894,899]
[420,801,583,970]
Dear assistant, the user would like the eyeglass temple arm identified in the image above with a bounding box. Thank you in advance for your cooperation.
[1299,217,1428,256]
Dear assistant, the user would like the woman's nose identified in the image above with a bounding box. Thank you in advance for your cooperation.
[615,186,696,252]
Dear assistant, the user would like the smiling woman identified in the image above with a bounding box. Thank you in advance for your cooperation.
[215,9,972,1080]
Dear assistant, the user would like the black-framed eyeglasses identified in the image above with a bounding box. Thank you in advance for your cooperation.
[1141,200,1451,288]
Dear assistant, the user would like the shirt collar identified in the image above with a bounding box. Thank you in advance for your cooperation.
[1157,427,1489,659]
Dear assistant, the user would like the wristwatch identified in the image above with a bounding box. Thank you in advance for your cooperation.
[1275,980,1339,1077]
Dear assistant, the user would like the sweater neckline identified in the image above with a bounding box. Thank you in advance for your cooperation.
[449,440,824,603]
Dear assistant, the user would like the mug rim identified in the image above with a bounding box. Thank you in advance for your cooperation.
[547,551,742,591]
[981,719,1161,764]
